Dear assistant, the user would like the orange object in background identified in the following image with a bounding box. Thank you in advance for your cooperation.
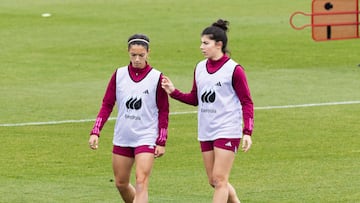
[290,0,359,41]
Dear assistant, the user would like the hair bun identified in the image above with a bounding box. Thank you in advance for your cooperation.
[212,19,229,32]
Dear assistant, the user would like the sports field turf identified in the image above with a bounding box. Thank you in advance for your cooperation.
[1,0,359,202]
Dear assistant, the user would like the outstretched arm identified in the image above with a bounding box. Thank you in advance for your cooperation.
[161,74,198,106]
[161,75,175,94]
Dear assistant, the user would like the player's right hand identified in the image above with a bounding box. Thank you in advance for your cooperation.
[89,134,99,150]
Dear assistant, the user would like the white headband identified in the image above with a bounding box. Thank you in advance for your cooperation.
[128,39,149,45]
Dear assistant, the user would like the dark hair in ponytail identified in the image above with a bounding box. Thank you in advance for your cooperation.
[201,19,229,54]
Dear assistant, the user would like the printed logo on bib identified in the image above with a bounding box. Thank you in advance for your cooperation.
[201,89,216,103]
[125,97,142,110]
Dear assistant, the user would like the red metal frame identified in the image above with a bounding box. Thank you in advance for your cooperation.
[290,0,359,41]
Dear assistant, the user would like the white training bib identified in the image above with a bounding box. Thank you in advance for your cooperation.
[195,59,243,141]
[113,66,161,147]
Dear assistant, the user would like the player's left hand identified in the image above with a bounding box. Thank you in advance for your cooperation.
[242,135,252,152]
[154,145,165,158]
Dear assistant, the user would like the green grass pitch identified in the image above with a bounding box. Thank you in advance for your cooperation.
[1,0,360,202]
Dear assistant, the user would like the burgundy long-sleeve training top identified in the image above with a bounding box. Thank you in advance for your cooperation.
[90,63,169,146]
[170,55,254,136]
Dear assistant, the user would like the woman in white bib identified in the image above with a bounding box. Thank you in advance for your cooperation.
[162,19,254,203]
[89,34,169,203]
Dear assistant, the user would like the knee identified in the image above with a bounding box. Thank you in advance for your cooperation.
[211,175,227,189]
[115,180,129,191]
[135,174,149,188]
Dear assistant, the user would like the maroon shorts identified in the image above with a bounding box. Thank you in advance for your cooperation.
[112,145,155,158]
[200,138,241,153]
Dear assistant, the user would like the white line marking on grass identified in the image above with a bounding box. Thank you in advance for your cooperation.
[0,118,116,127]
[254,101,360,110]
[1,101,359,127]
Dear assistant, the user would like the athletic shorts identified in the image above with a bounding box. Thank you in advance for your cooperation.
[200,138,241,153]
[112,145,155,158]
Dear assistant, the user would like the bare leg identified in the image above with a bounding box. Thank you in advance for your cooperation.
[133,152,155,203]
[212,147,235,203]
[112,154,135,203]
[202,150,215,187]
[202,148,239,203]
[227,183,240,203]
